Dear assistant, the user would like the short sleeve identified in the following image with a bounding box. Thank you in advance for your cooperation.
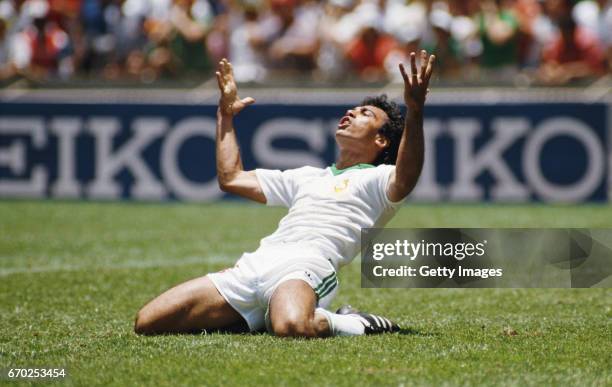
[255,168,298,207]
[373,165,406,209]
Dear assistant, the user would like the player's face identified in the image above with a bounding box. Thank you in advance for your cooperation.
[335,105,390,159]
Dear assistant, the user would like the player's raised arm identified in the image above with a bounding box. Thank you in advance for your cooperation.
[215,58,266,203]
[387,50,435,203]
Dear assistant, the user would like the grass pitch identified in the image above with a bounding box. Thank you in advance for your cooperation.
[1,201,611,386]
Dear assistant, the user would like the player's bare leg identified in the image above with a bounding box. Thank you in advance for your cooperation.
[269,279,400,338]
[134,276,248,335]
[268,279,331,338]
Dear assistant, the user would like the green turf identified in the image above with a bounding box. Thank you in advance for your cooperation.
[1,201,611,386]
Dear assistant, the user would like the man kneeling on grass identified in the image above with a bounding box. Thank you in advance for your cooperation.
[134,51,435,338]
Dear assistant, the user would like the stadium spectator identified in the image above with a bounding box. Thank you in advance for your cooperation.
[226,2,267,83]
[76,0,120,76]
[477,0,521,78]
[575,0,612,71]
[264,0,321,74]
[538,0,606,84]
[315,0,356,81]
[422,3,463,77]
[20,0,74,79]
[167,0,214,74]
[344,2,397,82]
[443,0,483,81]
[513,0,557,68]
[382,0,426,82]
[0,4,32,81]
[0,0,609,85]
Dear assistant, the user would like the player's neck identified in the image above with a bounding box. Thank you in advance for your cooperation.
[335,151,371,170]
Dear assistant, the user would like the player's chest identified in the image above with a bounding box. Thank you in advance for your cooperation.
[296,174,365,201]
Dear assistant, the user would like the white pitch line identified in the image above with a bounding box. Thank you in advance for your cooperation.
[0,255,238,277]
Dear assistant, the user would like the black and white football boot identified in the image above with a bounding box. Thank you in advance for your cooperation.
[336,305,400,334]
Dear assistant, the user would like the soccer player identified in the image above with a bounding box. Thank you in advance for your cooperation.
[134,51,435,338]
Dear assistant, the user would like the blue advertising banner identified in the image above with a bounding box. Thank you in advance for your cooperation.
[0,101,608,202]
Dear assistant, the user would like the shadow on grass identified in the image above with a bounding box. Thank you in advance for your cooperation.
[397,327,436,336]
[198,327,436,337]
[135,324,435,337]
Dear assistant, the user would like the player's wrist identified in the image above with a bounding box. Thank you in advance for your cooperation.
[404,101,424,114]
[217,104,236,119]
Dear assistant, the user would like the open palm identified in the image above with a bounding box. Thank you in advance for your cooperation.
[216,58,255,116]
[399,50,435,110]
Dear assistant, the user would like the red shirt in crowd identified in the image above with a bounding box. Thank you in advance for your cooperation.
[543,27,605,73]
[346,34,397,74]
[25,23,69,71]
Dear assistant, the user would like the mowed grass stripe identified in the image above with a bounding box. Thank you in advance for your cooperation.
[0,201,611,386]
[0,255,236,277]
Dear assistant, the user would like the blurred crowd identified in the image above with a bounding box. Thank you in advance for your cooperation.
[0,0,610,86]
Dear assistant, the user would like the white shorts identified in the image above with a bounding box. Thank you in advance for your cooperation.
[208,243,338,332]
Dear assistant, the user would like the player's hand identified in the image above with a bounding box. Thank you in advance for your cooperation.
[399,50,435,111]
[216,58,255,117]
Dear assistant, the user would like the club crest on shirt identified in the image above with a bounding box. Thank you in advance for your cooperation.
[334,179,349,193]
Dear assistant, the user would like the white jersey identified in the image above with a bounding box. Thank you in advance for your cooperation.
[255,164,405,269]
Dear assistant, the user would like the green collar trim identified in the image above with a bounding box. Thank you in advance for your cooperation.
[330,163,375,176]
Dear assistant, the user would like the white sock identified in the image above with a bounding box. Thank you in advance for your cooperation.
[316,308,365,336]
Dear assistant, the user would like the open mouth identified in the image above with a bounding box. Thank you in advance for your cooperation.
[337,116,351,130]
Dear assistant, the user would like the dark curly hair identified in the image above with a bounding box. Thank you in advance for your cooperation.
[361,94,404,165]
